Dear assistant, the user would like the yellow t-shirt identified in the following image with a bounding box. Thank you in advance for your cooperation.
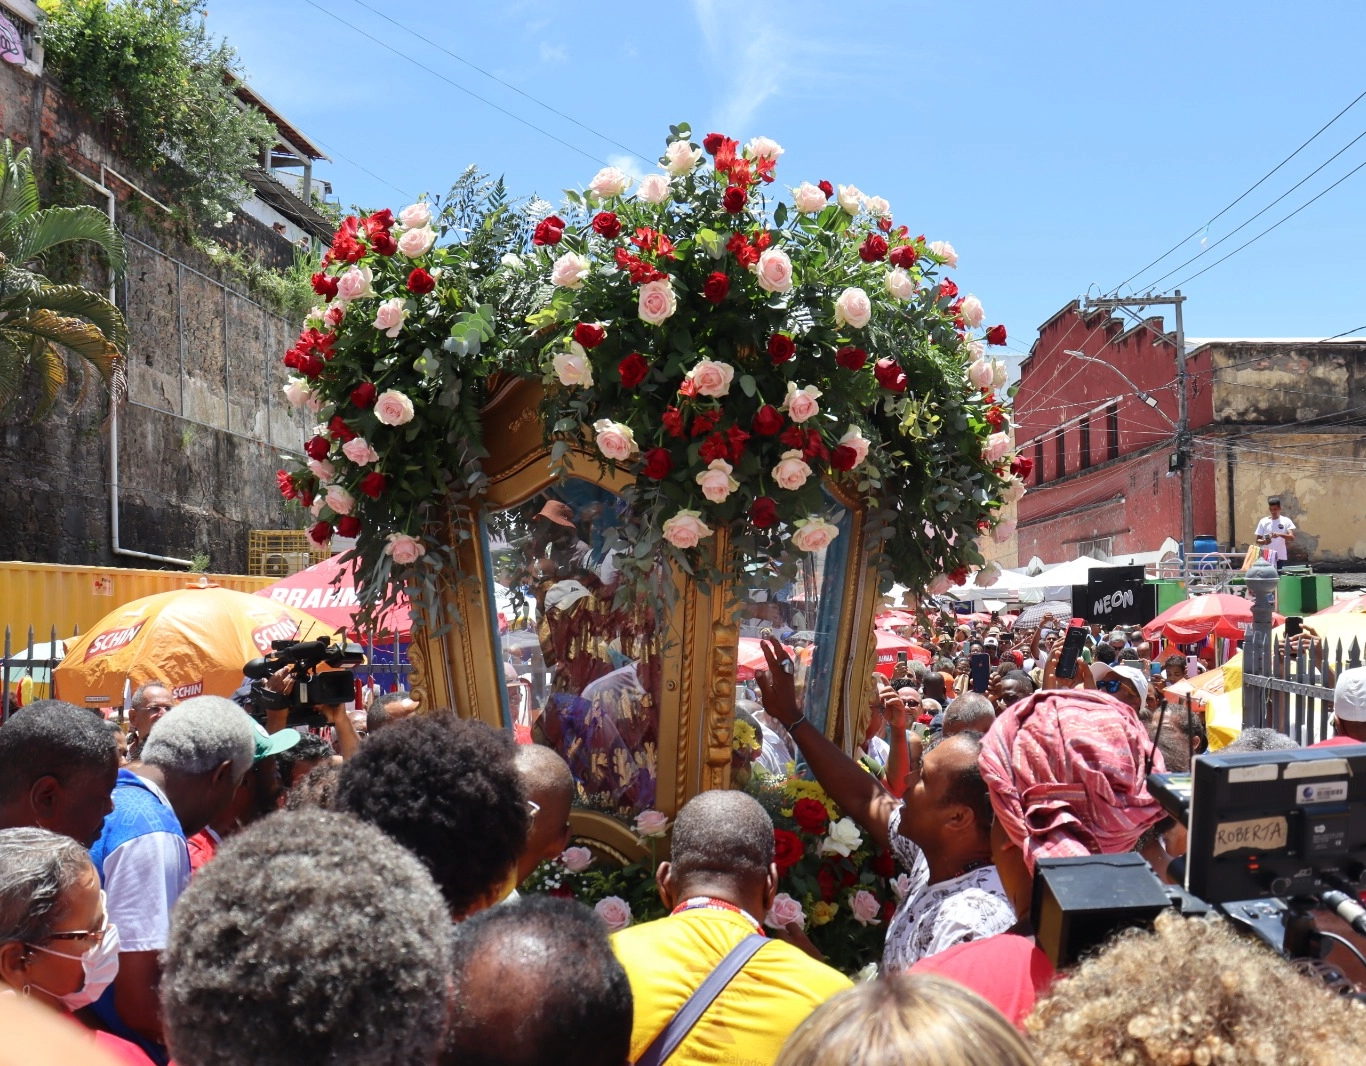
[612,908,853,1066]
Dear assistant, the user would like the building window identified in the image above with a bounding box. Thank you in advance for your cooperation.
[1079,416,1091,469]
[1076,536,1114,561]
[1107,404,1119,460]
[1034,440,1045,485]
[1054,430,1066,478]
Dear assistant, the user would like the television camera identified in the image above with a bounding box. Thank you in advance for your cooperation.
[242,637,365,728]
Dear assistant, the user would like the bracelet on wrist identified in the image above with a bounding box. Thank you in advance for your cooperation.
[788,714,810,737]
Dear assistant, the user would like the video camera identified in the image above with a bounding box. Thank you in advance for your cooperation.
[243,637,365,728]
[1032,744,1366,986]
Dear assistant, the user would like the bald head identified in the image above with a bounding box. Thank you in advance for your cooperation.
[514,744,575,884]
[943,693,994,737]
[669,791,774,894]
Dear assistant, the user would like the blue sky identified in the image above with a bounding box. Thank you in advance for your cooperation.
[211,1,1366,371]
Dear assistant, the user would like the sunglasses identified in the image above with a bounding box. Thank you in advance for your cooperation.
[1097,678,1135,695]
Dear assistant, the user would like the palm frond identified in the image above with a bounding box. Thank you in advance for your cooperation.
[6,309,120,384]
[0,330,25,413]
[20,284,128,352]
[0,142,38,229]
[4,205,127,274]
[28,335,68,418]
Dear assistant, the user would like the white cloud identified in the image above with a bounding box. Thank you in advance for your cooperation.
[539,41,567,63]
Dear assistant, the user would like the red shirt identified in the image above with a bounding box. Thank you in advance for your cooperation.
[909,932,1055,1029]
[186,827,222,873]
[1310,737,1366,749]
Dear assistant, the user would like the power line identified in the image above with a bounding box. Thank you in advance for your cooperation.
[296,0,612,167]
[1109,86,1366,294]
[301,132,416,202]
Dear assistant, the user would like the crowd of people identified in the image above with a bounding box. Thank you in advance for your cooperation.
[2,613,1366,1065]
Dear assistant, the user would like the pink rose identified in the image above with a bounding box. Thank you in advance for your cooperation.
[684,359,734,397]
[890,873,913,901]
[550,251,591,289]
[864,195,891,219]
[324,484,354,516]
[883,268,914,301]
[926,574,952,596]
[781,382,822,424]
[992,360,1009,390]
[335,265,375,303]
[772,450,813,491]
[397,225,436,258]
[374,389,415,427]
[754,247,793,294]
[398,202,432,230]
[638,278,677,325]
[764,892,806,931]
[834,286,872,329]
[283,377,311,408]
[594,896,633,932]
[384,532,426,565]
[928,240,958,268]
[745,136,784,160]
[342,437,380,466]
[968,358,994,390]
[636,173,671,204]
[306,458,335,482]
[553,343,595,387]
[960,294,985,328]
[994,517,1017,543]
[977,561,1002,588]
[851,889,881,925]
[634,809,670,838]
[837,426,870,467]
[588,166,632,199]
[372,297,407,338]
[664,139,703,176]
[309,497,326,518]
[661,510,712,549]
[560,846,593,873]
[836,184,864,215]
[984,432,1012,462]
[592,419,637,462]
[792,182,827,214]
[695,458,738,503]
[1003,477,1026,504]
[791,517,840,553]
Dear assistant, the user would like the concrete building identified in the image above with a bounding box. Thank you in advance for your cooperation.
[1011,300,1366,568]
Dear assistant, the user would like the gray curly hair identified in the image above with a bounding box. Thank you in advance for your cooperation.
[161,809,452,1066]
[0,827,93,944]
[140,696,254,779]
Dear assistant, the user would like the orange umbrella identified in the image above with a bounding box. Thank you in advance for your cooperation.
[736,637,796,681]
[53,585,342,708]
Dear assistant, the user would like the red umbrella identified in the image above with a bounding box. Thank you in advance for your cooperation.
[736,637,795,681]
[1142,593,1282,643]
[875,610,917,629]
[874,629,932,676]
[255,556,411,639]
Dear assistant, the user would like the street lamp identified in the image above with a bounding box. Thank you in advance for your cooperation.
[1061,350,1173,427]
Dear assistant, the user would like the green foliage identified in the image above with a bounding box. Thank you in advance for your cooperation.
[40,0,276,224]
[194,239,319,322]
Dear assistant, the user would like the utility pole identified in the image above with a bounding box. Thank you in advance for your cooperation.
[1081,292,1193,560]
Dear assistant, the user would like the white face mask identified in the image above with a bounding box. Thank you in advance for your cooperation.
[26,905,121,1011]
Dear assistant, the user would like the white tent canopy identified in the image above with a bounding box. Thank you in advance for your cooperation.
[949,556,1120,603]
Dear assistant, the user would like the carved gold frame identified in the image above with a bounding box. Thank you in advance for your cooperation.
[409,377,884,860]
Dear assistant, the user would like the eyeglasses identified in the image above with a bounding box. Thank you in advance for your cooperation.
[39,919,111,945]
[140,703,173,715]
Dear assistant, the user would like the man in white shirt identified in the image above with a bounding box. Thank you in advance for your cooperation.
[1255,496,1296,570]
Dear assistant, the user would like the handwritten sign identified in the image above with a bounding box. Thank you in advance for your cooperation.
[0,14,24,65]
[1213,816,1287,856]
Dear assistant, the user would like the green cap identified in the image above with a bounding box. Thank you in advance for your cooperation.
[251,719,301,763]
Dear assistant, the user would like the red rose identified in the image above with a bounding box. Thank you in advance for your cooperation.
[359,472,386,499]
[699,433,729,464]
[722,184,747,213]
[370,230,398,257]
[311,272,338,299]
[574,322,607,349]
[877,217,893,233]
[703,271,730,304]
[308,520,334,545]
[276,470,297,500]
[662,407,685,438]
[363,208,394,235]
[335,515,361,538]
[351,381,377,409]
[875,357,908,392]
[1010,455,1034,479]
[986,324,1008,346]
[858,233,888,262]
[726,423,750,461]
[330,217,364,263]
[882,899,897,921]
[888,245,916,270]
[792,798,829,834]
[703,132,726,154]
[817,180,834,198]
[802,428,828,462]
[642,447,673,480]
[592,212,622,239]
[299,489,315,509]
[767,334,796,365]
[835,345,867,370]
[691,410,720,437]
[831,445,858,472]
[532,214,565,246]
[753,230,772,252]
[816,866,838,903]
[774,829,805,872]
[299,353,324,379]
[780,424,805,449]
[407,268,436,295]
[871,848,896,879]
[751,496,778,528]
[985,406,1005,431]
[939,278,959,301]
[713,138,739,171]
[618,352,649,388]
[327,416,356,443]
[304,436,330,461]
[752,404,784,436]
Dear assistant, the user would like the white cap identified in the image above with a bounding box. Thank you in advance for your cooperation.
[1335,667,1366,722]
[1109,663,1149,708]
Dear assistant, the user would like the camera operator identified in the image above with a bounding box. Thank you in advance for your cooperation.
[249,665,360,761]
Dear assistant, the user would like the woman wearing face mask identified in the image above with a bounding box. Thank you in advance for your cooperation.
[0,827,153,1065]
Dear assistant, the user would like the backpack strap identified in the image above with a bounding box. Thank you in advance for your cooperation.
[635,933,769,1066]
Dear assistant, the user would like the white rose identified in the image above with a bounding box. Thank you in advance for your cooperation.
[282,377,312,408]
[834,287,872,329]
[695,458,738,503]
[638,278,677,325]
[587,166,632,198]
[883,268,914,301]
[754,247,793,293]
[984,432,1012,462]
[684,359,734,398]
[837,184,864,215]
[373,389,416,427]
[992,360,1009,390]
[994,517,1018,543]
[745,135,785,160]
[663,139,703,176]
[397,225,436,258]
[324,484,354,516]
[335,265,375,303]
[1003,477,1026,504]
[928,240,958,268]
[819,817,864,857]
[372,297,407,338]
[864,195,891,219]
[771,449,813,491]
[764,892,806,931]
[837,425,870,467]
[306,458,335,482]
[592,418,637,462]
[791,517,841,553]
[398,202,432,230]
[553,342,595,388]
[960,294,985,328]
[550,251,592,289]
[977,561,1003,588]
[636,173,671,204]
[965,339,986,362]
[890,873,913,901]
[594,896,633,932]
[791,182,827,214]
[661,510,713,549]
[781,382,822,424]
[500,252,524,270]
[341,437,379,466]
[560,846,593,873]
[968,358,994,390]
